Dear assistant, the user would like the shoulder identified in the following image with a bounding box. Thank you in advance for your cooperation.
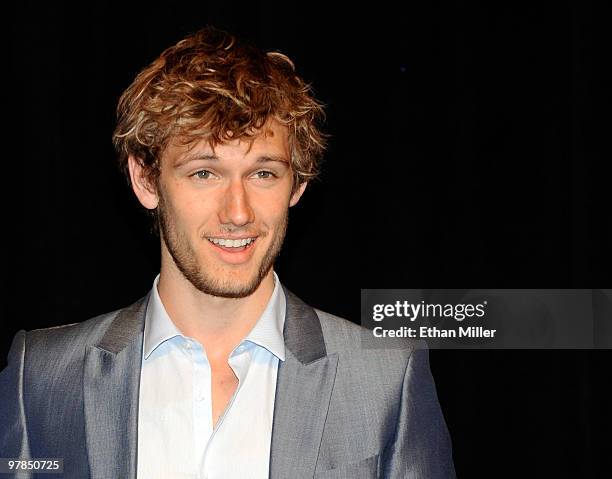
[314,307,423,357]
[20,296,147,363]
[26,310,117,349]
[313,307,427,382]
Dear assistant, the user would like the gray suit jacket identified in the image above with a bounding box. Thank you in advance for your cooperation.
[0,287,455,478]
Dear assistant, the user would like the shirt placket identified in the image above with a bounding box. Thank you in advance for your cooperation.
[199,342,251,479]
[187,337,213,473]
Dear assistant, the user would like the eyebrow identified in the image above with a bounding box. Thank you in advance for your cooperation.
[174,153,290,168]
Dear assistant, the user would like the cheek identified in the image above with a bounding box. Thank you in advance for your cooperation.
[252,185,293,216]
[165,187,215,224]
[253,199,289,227]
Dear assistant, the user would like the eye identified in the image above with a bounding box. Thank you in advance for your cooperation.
[191,170,214,180]
[253,170,277,179]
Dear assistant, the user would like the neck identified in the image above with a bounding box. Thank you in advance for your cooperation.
[156,255,275,361]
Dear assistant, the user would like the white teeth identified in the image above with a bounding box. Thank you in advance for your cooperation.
[208,238,254,247]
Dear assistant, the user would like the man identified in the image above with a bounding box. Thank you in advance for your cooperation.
[0,27,455,478]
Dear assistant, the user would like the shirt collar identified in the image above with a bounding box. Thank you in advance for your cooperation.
[143,272,286,361]
[143,275,183,359]
[243,272,286,361]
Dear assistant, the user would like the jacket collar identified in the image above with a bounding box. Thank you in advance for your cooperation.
[281,285,327,364]
[95,284,327,364]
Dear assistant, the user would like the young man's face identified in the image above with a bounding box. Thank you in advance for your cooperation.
[131,119,306,298]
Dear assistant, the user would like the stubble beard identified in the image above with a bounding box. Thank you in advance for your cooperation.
[157,194,288,299]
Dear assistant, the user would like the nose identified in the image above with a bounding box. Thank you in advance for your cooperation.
[218,178,255,227]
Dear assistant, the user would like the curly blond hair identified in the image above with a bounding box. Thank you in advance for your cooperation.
[113,26,327,192]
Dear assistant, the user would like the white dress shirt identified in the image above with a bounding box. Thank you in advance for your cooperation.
[136,273,286,479]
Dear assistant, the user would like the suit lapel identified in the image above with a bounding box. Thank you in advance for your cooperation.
[83,295,149,479]
[269,288,339,479]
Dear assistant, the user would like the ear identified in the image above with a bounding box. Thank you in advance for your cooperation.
[289,181,308,207]
[127,155,159,209]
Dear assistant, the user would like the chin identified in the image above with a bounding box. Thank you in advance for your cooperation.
[201,278,264,299]
[189,263,269,299]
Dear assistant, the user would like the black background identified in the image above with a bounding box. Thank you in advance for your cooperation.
[4,1,612,477]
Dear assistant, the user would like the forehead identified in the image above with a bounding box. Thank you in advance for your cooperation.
[163,119,291,165]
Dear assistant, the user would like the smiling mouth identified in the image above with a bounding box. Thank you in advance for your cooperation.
[206,237,257,252]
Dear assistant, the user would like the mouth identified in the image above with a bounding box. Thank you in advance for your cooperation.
[206,236,258,253]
